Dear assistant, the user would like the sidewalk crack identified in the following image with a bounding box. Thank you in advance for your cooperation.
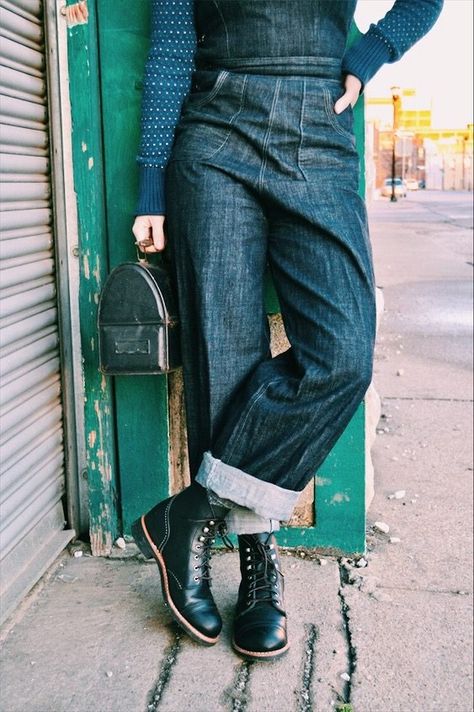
[146,626,182,711]
[296,623,318,712]
[226,661,253,712]
[336,563,358,708]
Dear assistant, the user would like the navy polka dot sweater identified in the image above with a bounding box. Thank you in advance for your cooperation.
[135,0,443,216]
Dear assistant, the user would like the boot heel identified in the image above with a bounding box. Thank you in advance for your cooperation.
[131,517,154,559]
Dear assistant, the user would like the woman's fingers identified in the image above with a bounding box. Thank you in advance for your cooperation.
[150,215,166,251]
[334,73,362,113]
[132,214,166,253]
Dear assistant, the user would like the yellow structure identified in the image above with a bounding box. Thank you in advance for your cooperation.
[365,89,473,191]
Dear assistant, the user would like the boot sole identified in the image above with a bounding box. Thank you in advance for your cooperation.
[131,515,220,647]
[231,638,290,661]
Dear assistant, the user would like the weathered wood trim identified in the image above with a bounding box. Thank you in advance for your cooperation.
[65,0,119,554]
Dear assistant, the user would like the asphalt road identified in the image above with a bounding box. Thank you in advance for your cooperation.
[369,190,473,397]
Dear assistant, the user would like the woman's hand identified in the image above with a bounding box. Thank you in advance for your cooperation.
[132,215,166,254]
[334,73,362,113]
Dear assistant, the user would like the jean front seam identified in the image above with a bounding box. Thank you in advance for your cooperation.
[297,77,309,180]
[257,77,282,190]
[212,0,230,58]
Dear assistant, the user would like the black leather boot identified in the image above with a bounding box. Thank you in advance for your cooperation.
[232,532,289,660]
[131,481,231,645]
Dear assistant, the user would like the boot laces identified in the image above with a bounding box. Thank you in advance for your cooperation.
[244,540,284,606]
[192,519,234,583]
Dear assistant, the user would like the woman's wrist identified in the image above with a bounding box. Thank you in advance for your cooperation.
[135,165,167,216]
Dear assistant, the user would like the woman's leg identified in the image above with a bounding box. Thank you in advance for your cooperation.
[165,159,280,534]
[197,180,377,520]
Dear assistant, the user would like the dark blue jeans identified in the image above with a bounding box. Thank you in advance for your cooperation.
[165,66,376,531]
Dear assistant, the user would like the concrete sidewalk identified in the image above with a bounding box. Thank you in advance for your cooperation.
[1,191,473,712]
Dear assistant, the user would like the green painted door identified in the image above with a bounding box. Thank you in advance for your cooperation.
[96,2,170,533]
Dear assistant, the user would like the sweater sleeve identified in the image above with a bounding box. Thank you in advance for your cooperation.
[342,0,444,94]
[134,0,196,216]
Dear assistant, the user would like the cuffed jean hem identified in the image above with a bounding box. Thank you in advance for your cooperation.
[225,507,280,535]
[195,450,300,521]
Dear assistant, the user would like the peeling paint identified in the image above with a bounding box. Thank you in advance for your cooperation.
[331,492,351,504]
[88,156,94,170]
[63,0,89,28]
[90,528,113,557]
[90,337,95,351]
[92,254,101,286]
[315,476,332,486]
[82,253,90,280]
[88,430,97,448]
[93,293,99,304]
[81,141,87,152]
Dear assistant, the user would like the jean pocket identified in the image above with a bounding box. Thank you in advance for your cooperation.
[185,69,230,109]
[322,86,355,143]
[170,71,246,163]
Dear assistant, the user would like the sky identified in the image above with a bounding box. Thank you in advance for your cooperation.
[354,0,473,129]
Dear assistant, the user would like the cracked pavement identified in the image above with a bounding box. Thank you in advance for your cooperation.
[0,191,472,712]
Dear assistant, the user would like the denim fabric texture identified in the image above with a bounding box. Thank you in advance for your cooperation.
[164,57,377,526]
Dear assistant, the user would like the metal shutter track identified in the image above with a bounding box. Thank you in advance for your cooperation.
[0,0,72,624]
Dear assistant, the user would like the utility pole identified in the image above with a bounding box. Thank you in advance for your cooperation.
[462,134,467,190]
[390,86,401,202]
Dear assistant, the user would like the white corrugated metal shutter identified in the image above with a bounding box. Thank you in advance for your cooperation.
[0,0,74,624]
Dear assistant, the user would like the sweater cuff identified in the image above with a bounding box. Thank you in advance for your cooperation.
[341,28,394,95]
[134,165,166,216]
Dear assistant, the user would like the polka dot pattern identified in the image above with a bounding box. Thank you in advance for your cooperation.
[342,0,443,95]
[368,0,444,60]
[136,0,196,174]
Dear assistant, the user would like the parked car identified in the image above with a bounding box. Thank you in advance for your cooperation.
[405,178,419,191]
[381,177,407,198]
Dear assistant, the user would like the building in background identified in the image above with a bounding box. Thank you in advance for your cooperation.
[364,88,473,197]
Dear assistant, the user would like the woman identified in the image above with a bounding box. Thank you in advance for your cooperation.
[131,0,443,660]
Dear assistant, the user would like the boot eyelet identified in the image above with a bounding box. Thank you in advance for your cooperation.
[198,536,205,542]
[246,564,252,570]
[209,520,215,525]
[196,544,202,549]
[194,554,199,559]
[203,526,209,533]
[245,548,250,553]
[194,576,200,581]
[246,556,251,561]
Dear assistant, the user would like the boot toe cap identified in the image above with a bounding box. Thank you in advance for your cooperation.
[181,600,222,640]
[234,617,287,653]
